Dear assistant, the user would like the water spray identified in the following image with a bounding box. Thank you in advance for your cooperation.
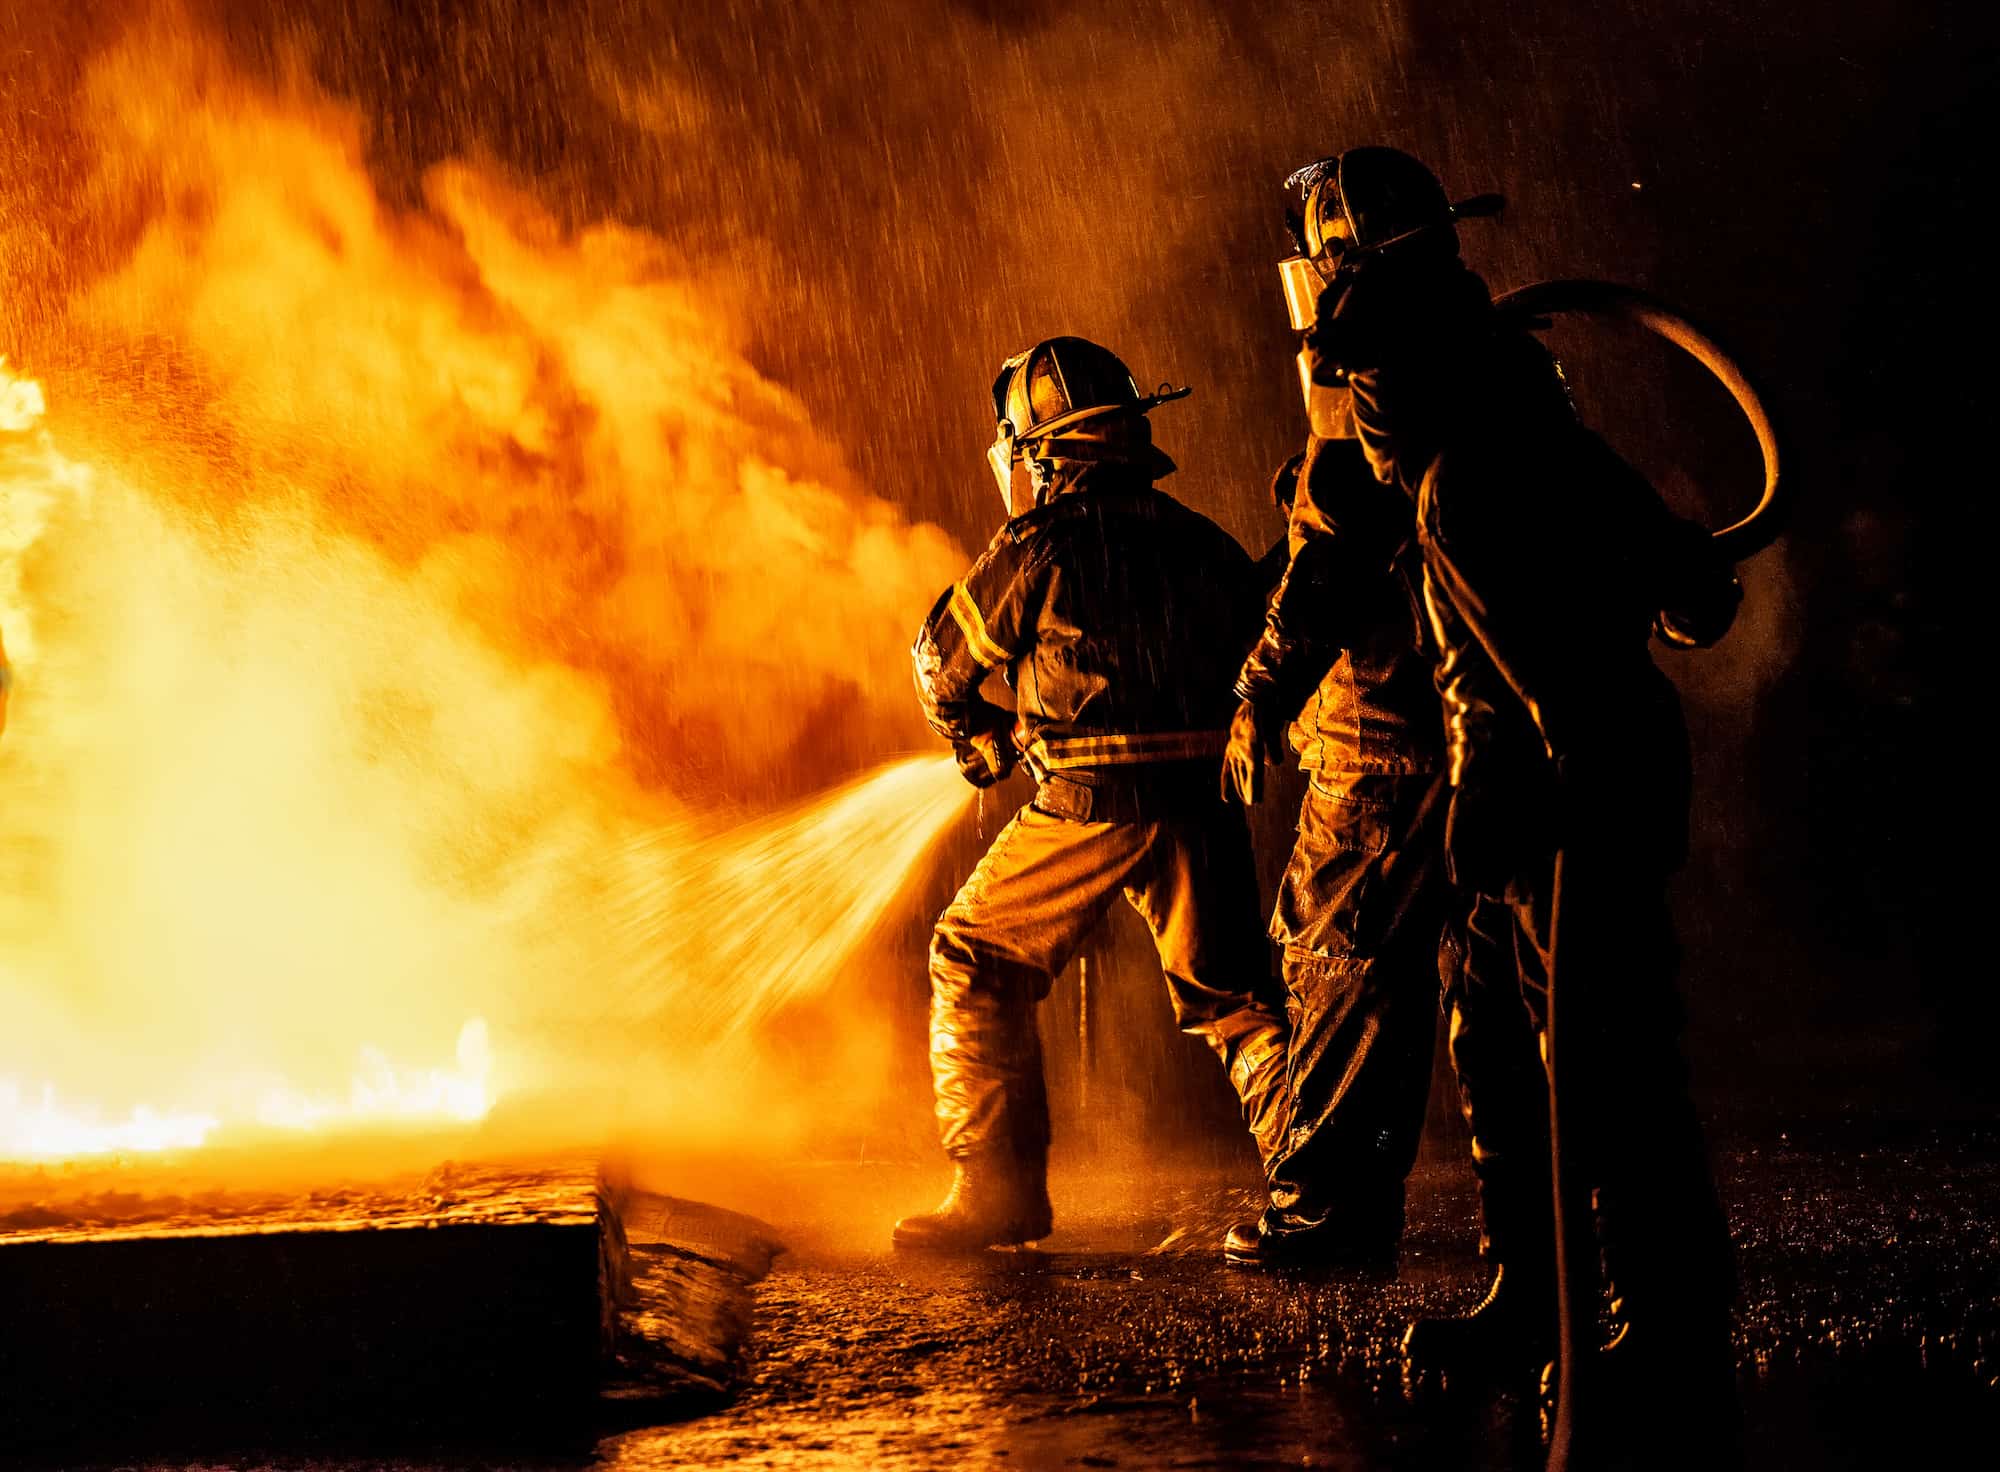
[587,754,971,1043]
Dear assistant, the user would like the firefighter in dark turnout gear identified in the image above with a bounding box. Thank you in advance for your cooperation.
[1218,428,1451,1268]
[895,337,1291,1252]
[1290,148,1742,1449]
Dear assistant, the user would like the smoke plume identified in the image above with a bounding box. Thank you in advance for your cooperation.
[0,10,966,1152]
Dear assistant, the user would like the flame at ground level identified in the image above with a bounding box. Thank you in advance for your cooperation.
[0,1018,495,1160]
[0,1088,215,1158]
[0,744,974,1165]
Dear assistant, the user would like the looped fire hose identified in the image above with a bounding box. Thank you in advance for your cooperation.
[1493,279,1788,562]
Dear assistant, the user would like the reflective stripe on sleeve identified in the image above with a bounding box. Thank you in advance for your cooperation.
[1027,729,1230,770]
[948,581,1013,668]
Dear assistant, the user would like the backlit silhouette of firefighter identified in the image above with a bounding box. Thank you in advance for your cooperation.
[1280,147,1745,1457]
[1217,416,1450,1264]
[896,337,1290,1252]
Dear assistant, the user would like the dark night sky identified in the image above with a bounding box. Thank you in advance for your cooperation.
[1,0,1982,1127]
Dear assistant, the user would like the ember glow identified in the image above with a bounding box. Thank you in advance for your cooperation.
[0,21,967,1164]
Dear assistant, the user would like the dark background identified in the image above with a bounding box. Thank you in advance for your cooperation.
[2,0,1980,1142]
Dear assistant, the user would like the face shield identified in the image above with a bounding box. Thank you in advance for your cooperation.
[1277,170,1364,333]
[1278,253,1334,331]
[987,351,1034,516]
[1277,170,1364,438]
[987,418,1017,500]
[987,420,1042,519]
[1279,252,1358,441]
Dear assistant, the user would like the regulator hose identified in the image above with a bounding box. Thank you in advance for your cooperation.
[1493,279,1787,562]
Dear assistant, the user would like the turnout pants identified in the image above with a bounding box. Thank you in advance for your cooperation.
[1261,771,1451,1242]
[1445,847,1733,1328]
[929,799,1289,1174]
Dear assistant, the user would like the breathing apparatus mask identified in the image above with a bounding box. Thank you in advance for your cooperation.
[987,337,1191,519]
[1276,149,1504,439]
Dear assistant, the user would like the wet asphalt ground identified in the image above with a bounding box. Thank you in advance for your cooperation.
[36,1131,1995,1470]
[599,1132,2000,1471]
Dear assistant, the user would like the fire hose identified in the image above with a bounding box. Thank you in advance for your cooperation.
[1489,280,1787,1471]
[1494,279,1787,560]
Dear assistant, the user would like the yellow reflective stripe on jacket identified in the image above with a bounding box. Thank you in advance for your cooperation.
[948,581,1013,668]
[1029,729,1230,770]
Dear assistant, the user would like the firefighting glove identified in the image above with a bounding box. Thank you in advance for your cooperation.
[1654,519,1744,649]
[1220,698,1284,806]
[953,727,1018,789]
[1655,570,1744,649]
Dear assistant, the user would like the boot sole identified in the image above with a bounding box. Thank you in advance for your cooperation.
[1225,1233,1401,1272]
[1401,1323,1557,1378]
[891,1220,1052,1253]
[1225,1251,1401,1274]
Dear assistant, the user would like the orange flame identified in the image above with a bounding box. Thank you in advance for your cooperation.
[0,24,968,1165]
[0,1017,493,1160]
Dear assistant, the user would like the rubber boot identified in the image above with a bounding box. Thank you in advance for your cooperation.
[1590,1315,1742,1469]
[892,1157,1053,1252]
[1223,1188,1404,1270]
[1402,1258,1558,1374]
[1584,1048,1740,1465]
[1586,1227,1740,1467]
[1532,1310,1740,1471]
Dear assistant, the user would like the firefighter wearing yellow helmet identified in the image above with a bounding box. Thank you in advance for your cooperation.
[897,336,1290,1252]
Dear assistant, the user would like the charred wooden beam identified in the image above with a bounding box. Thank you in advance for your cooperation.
[600,1183,787,1412]
[0,1156,619,1448]
[0,1152,785,1454]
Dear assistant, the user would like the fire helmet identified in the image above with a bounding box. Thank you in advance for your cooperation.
[1276,148,1503,332]
[1273,148,1502,438]
[986,337,1190,516]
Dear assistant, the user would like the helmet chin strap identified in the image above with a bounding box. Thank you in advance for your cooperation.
[1027,455,1056,499]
